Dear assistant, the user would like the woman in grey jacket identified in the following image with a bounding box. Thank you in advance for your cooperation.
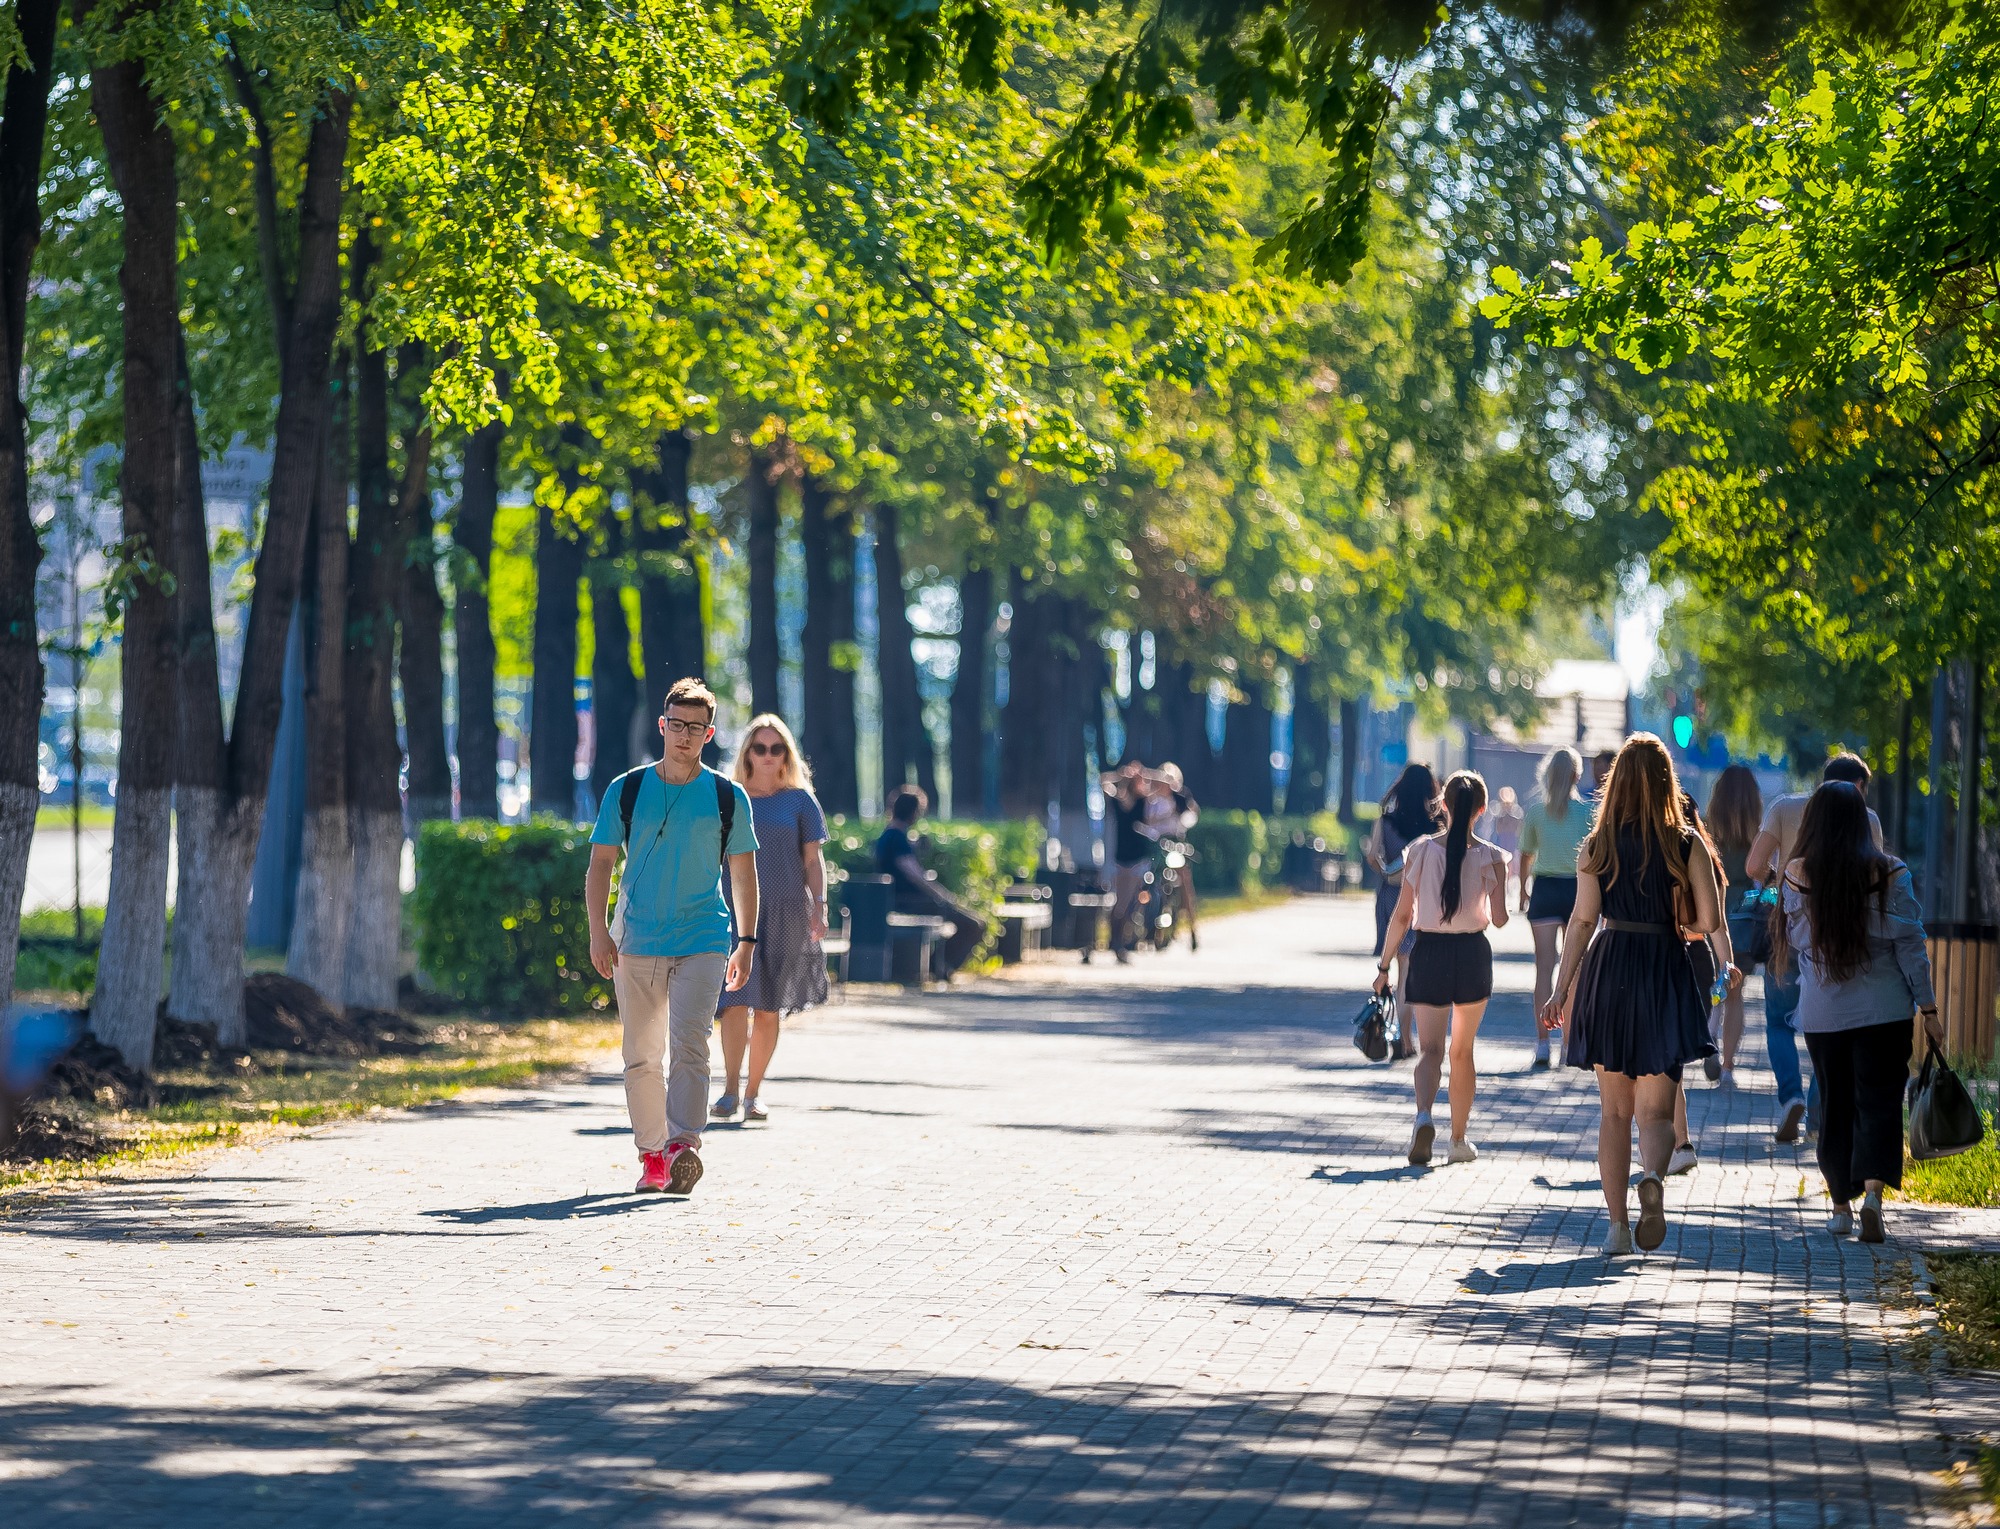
[1777,781,1945,1242]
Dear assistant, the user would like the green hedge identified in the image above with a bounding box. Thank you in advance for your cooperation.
[1184,810,1369,894]
[412,818,608,1013]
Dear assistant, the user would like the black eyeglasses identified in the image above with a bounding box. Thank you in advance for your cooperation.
[663,718,709,739]
[748,741,787,757]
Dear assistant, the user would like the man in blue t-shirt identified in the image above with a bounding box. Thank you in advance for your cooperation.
[586,678,759,1197]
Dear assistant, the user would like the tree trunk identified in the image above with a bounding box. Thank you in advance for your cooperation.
[874,502,936,800]
[285,372,353,1007]
[162,91,350,1040]
[1337,697,1361,824]
[949,563,990,817]
[0,0,59,1007]
[1158,658,1214,804]
[529,492,583,817]
[452,418,502,819]
[589,513,639,801]
[1289,666,1329,815]
[340,238,404,1011]
[1214,693,1275,813]
[90,33,181,1070]
[998,574,1050,819]
[799,475,857,813]
[167,339,256,1041]
[745,447,782,720]
[395,405,450,827]
[634,426,706,742]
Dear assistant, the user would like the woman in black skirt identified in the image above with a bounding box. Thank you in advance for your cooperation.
[1540,735,1722,1255]
[1374,771,1511,1166]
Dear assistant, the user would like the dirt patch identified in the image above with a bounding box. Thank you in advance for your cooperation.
[243,973,426,1057]
[1,1096,105,1161]
[43,1027,157,1110]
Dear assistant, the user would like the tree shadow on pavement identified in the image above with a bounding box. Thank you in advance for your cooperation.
[0,1355,1932,1528]
[422,1192,679,1225]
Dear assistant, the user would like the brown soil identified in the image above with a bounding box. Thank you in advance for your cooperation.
[243,973,427,1057]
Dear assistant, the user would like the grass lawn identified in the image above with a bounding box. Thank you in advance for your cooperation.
[35,804,116,830]
[1900,1064,1998,1210]
[1,1013,620,1203]
[1919,1251,2000,1515]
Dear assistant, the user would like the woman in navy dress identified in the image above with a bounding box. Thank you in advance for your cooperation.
[1540,734,1723,1256]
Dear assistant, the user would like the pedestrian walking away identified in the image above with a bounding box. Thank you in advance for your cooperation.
[1141,762,1201,951]
[1542,734,1722,1256]
[1375,770,1510,1166]
[1102,763,1154,962]
[1776,780,1942,1243]
[1705,763,1764,1088]
[586,677,760,1197]
[1670,794,1741,1177]
[1746,752,1883,1143]
[1366,762,1443,1060]
[1518,745,1588,1070]
[714,713,829,1127]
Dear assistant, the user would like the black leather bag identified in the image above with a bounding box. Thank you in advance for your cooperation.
[1352,992,1395,1063]
[1908,1039,1987,1161]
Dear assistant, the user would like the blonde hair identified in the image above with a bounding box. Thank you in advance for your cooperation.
[730,713,814,793]
[1539,746,1580,808]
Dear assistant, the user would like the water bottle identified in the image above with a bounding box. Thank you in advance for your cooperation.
[1710,968,1729,1009]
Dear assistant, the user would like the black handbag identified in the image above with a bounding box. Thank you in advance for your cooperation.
[1352,992,1395,1063]
[1908,1039,1987,1160]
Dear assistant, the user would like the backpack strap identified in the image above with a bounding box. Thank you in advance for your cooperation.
[617,766,647,847]
[710,768,734,870]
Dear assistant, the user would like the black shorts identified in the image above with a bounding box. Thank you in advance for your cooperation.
[1405,931,1494,1006]
[1526,874,1577,926]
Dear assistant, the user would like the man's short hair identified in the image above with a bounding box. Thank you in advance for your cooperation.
[888,785,927,823]
[1822,751,1871,788]
[663,676,716,723]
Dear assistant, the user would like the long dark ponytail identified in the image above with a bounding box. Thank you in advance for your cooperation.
[1439,770,1489,922]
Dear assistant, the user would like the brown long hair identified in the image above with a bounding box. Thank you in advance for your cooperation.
[1578,733,1695,896]
[1773,781,1896,985]
[1438,771,1488,922]
[1706,764,1762,856]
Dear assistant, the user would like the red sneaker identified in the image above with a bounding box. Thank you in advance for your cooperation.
[634,1150,669,1193]
[664,1142,703,1196]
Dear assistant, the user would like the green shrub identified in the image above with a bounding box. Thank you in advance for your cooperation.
[821,817,1046,953]
[412,818,608,1014]
[1184,811,1268,894]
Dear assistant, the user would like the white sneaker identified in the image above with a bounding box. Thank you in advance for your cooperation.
[1775,1099,1807,1143]
[1448,1137,1478,1164]
[1827,1206,1854,1237]
[1407,1116,1435,1166]
[1603,1222,1635,1256]
[1667,1144,1698,1176]
[1717,1067,1736,1089]
[711,1093,740,1121]
[743,1096,768,1123]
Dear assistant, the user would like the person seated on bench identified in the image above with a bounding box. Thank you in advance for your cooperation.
[875,786,991,980]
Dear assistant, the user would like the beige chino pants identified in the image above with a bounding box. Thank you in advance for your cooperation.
[614,952,728,1154]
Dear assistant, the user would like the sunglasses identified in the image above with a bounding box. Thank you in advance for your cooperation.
[748,740,788,757]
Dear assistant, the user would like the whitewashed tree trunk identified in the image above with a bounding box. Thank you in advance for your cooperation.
[166,788,261,1046]
[287,806,352,1007]
[0,781,35,1003]
[342,806,403,1010]
[92,786,173,1069]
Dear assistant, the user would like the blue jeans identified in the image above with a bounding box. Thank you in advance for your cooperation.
[1763,968,1821,1123]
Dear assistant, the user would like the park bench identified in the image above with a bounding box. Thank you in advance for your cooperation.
[995,886,1053,963]
[820,907,852,1000]
[842,874,952,988]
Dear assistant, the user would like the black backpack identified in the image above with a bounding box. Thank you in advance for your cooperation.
[615,764,735,872]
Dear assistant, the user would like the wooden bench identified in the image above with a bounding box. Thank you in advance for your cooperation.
[820,909,852,999]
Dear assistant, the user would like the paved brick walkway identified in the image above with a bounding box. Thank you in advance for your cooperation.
[5,898,1996,1526]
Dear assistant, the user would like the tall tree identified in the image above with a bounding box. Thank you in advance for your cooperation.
[948,561,991,816]
[342,232,406,1009]
[874,500,936,799]
[285,382,353,1004]
[165,82,352,1047]
[89,12,182,1068]
[799,474,857,812]
[745,446,783,720]
[529,493,583,817]
[589,513,639,800]
[452,416,503,819]
[633,427,704,730]
[1290,665,1329,814]
[395,348,449,826]
[0,0,59,1008]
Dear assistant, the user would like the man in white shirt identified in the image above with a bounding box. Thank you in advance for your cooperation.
[1745,752,1882,1143]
